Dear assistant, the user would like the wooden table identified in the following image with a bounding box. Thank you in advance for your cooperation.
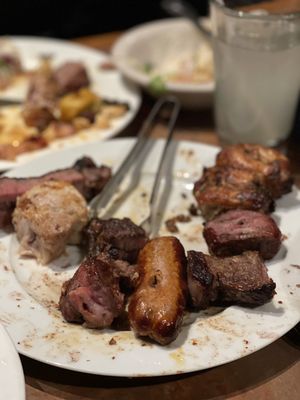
[23,32,300,400]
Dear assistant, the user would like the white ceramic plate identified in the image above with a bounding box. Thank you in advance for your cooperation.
[0,324,25,400]
[0,36,141,170]
[112,18,214,109]
[0,138,299,377]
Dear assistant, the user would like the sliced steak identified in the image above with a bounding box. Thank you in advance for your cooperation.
[54,62,90,95]
[0,157,111,229]
[59,255,125,329]
[203,210,282,259]
[83,217,148,263]
[187,250,276,309]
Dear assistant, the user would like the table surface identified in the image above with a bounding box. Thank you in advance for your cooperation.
[18,32,300,400]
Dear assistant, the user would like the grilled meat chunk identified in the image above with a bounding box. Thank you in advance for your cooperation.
[193,166,274,220]
[59,255,125,328]
[0,156,111,229]
[83,217,148,263]
[216,144,293,198]
[54,62,90,95]
[12,181,88,264]
[128,237,187,345]
[22,69,58,131]
[203,209,282,259]
[187,250,276,309]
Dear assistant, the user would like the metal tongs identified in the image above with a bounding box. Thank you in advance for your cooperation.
[89,95,181,237]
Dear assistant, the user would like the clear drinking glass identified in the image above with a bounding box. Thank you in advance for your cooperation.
[210,0,300,146]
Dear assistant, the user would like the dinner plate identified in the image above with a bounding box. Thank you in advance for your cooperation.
[0,324,25,400]
[0,138,299,377]
[0,36,141,170]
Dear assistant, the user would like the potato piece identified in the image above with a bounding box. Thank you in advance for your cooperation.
[59,88,100,121]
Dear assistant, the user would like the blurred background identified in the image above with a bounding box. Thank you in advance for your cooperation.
[1,0,209,38]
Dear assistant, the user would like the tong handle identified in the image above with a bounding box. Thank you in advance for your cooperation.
[89,96,181,218]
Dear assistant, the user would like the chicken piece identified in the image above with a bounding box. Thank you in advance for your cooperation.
[193,166,274,220]
[216,144,293,198]
[12,181,88,264]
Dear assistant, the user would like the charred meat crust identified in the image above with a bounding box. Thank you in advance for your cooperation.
[203,209,282,259]
[193,166,274,220]
[187,250,276,309]
[216,144,293,198]
[128,236,187,345]
[83,217,148,263]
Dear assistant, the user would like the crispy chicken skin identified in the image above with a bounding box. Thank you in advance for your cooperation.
[12,180,88,264]
[128,236,187,345]
[216,144,293,198]
[193,166,274,220]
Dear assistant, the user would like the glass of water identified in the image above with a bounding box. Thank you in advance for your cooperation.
[210,0,300,146]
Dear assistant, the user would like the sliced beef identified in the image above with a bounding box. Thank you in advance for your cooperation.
[59,255,124,329]
[187,250,276,309]
[83,217,148,263]
[54,62,90,95]
[0,157,111,229]
[203,209,282,260]
[216,143,293,198]
[193,166,274,220]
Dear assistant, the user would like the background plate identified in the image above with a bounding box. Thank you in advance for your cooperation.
[0,36,141,170]
[0,138,299,376]
[0,324,25,400]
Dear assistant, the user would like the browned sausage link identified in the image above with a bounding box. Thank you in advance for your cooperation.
[128,236,187,345]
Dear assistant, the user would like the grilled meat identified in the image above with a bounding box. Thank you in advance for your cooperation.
[203,209,282,259]
[0,157,111,229]
[128,236,187,345]
[22,69,58,131]
[59,255,125,328]
[13,181,88,264]
[53,62,90,95]
[216,143,293,198]
[193,166,274,220]
[83,217,148,263]
[187,250,276,309]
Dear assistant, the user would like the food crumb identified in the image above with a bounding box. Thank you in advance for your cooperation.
[191,339,198,346]
[296,284,300,288]
[278,300,283,304]
[165,214,191,233]
[189,203,200,216]
[112,356,115,360]
[290,292,294,295]
[181,192,187,199]
[109,337,117,345]
[243,339,249,345]
[290,264,300,270]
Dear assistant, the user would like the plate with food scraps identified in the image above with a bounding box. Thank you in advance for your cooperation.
[0,324,25,400]
[0,36,141,171]
[0,138,299,377]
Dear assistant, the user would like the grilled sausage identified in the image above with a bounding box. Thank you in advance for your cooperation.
[128,236,187,345]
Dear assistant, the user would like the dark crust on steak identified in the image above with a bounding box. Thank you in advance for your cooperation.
[187,250,276,309]
[203,209,282,259]
[83,217,148,263]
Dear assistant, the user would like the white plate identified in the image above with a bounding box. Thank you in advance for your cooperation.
[0,138,299,377]
[112,18,214,109]
[0,36,141,170]
[0,324,25,400]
